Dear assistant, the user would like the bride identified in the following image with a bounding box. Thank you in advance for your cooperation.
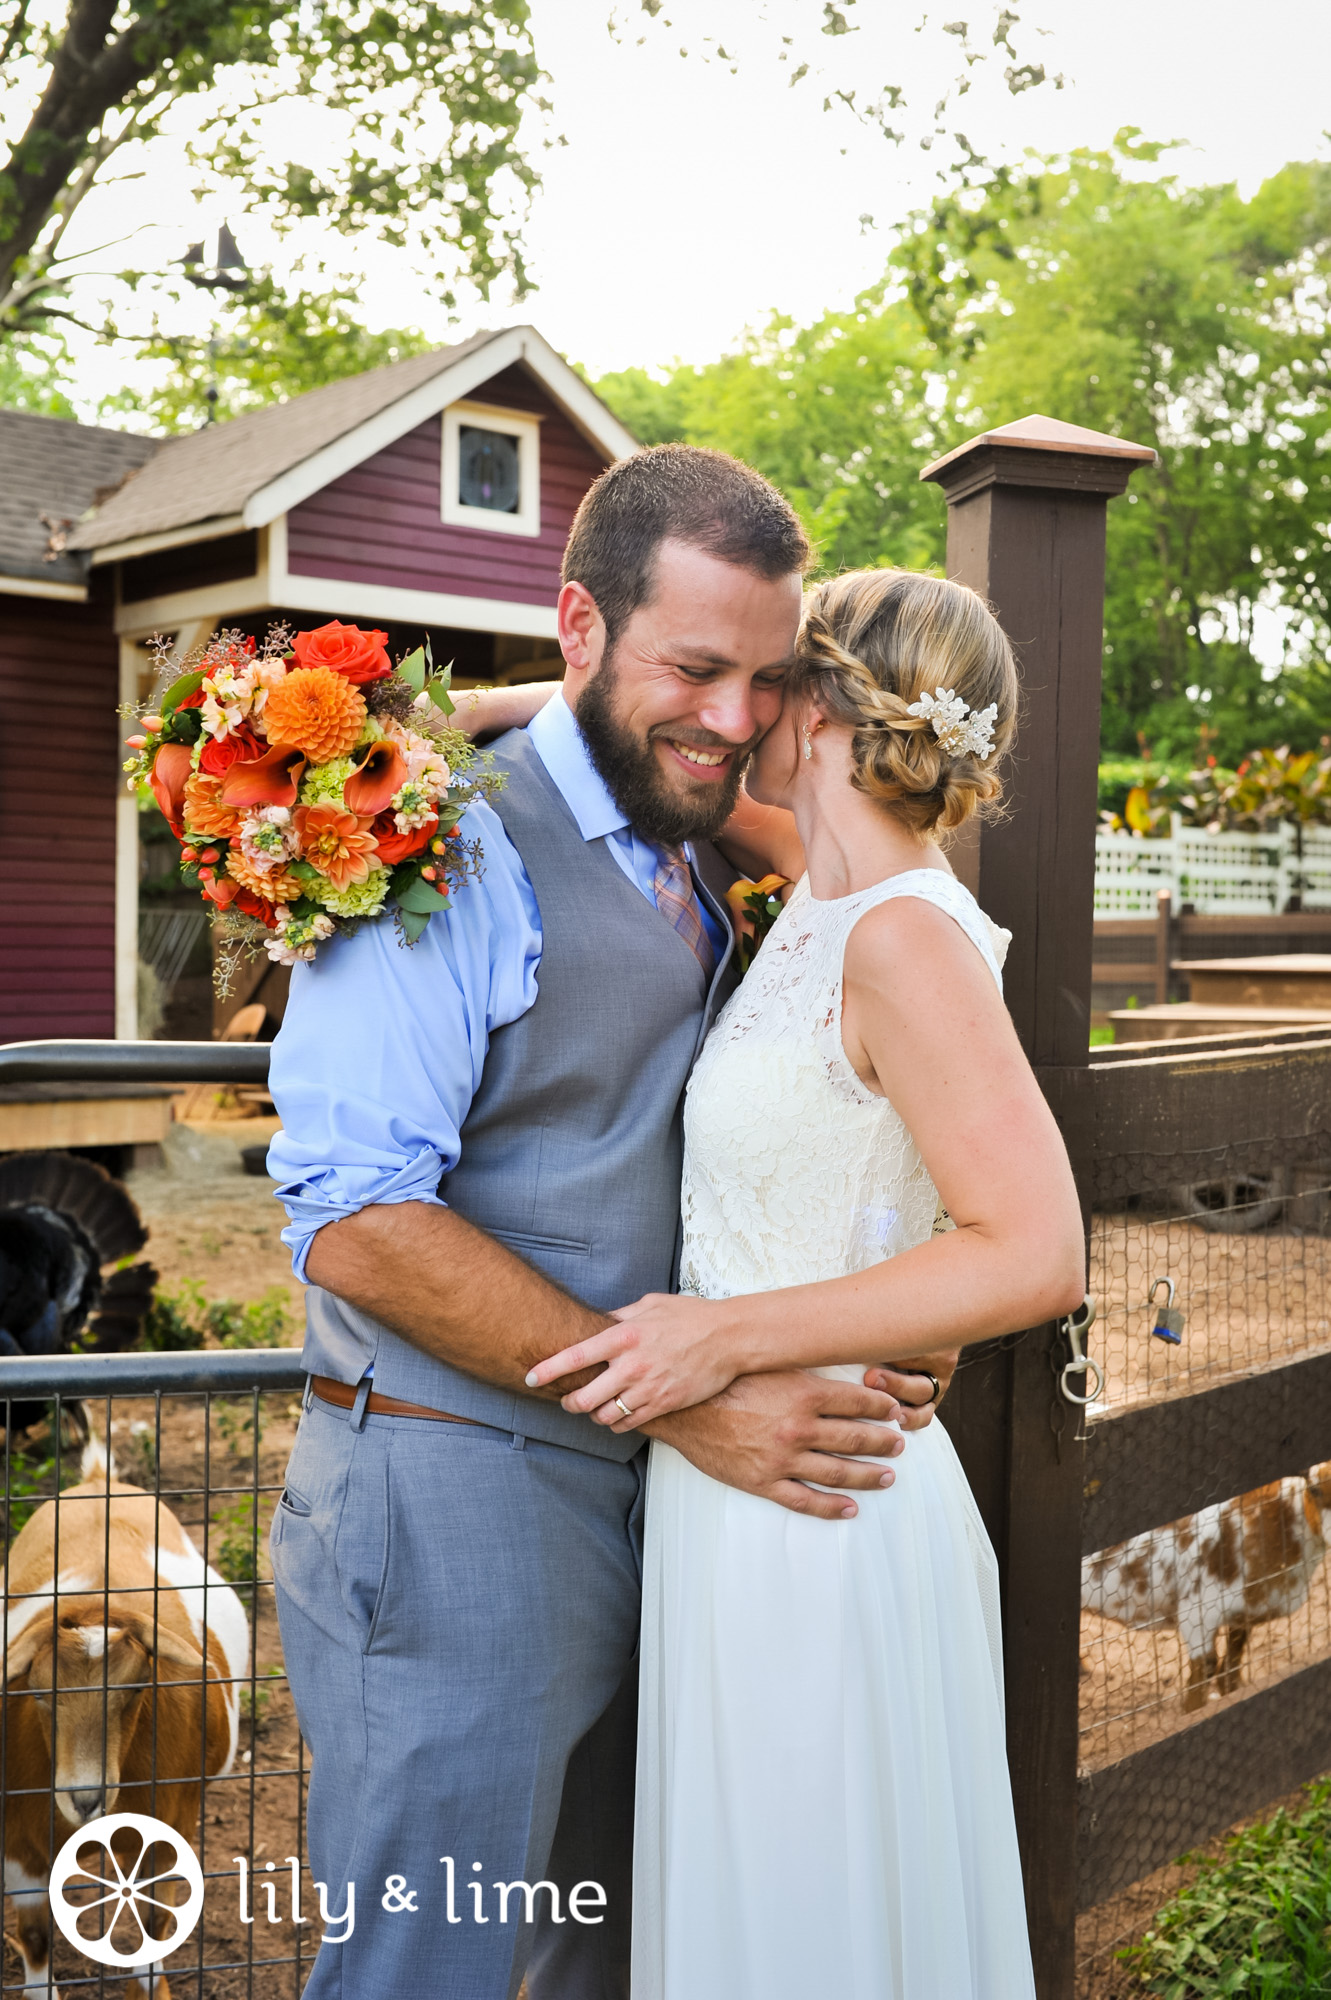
[519,566,1086,1998]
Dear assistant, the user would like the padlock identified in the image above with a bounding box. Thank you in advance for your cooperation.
[1147,1276,1185,1345]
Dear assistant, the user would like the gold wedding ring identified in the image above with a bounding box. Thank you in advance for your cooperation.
[614,1396,635,1420]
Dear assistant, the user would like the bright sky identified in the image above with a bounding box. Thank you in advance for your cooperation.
[42,0,1331,411]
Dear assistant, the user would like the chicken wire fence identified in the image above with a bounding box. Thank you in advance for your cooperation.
[0,1352,313,1999]
[1075,1105,1331,1992]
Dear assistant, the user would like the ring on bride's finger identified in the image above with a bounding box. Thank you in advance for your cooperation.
[614,1396,635,1420]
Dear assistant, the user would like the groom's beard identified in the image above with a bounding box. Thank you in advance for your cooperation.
[576,656,755,848]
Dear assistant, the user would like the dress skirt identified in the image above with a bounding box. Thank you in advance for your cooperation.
[631,1385,1037,2000]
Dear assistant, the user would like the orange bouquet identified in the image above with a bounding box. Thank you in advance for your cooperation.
[123,621,501,978]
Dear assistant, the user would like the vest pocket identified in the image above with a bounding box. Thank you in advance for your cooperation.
[490,1227,591,1258]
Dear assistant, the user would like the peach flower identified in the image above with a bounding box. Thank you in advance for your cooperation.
[292,803,379,892]
[183,772,243,839]
[225,848,303,904]
[263,667,367,762]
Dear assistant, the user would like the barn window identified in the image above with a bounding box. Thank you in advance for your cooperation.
[441,401,541,537]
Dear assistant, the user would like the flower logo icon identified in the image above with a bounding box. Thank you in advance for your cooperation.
[49,1812,204,1968]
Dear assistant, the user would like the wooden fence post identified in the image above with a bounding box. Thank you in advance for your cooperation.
[922,414,1157,1999]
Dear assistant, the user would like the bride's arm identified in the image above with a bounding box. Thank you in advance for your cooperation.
[454,679,562,740]
[526,896,1086,1427]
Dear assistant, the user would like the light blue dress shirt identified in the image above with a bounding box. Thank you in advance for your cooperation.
[269,693,725,1280]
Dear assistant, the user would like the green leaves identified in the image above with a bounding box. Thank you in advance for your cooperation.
[160,669,205,716]
[397,643,455,713]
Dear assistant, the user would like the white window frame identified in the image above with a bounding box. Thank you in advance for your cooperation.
[441,399,542,538]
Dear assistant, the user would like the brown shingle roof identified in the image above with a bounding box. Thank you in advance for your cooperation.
[0,412,160,586]
[67,332,499,554]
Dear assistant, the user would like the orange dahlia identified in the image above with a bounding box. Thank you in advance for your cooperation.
[183,772,243,839]
[262,666,366,762]
[292,804,379,892]
[225,848,303,904]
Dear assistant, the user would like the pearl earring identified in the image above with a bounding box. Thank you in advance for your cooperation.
[802,725,813,761]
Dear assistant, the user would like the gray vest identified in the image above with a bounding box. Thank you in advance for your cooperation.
[302,727,739,1461]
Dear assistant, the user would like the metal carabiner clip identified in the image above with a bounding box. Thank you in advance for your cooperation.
[1058,1295,1104,1407]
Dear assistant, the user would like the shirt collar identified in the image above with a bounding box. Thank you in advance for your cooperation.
[527,691,630,844]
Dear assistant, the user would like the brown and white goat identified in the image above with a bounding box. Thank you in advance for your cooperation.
[3,1452,248,1998]
[1082,1463,1331,1711]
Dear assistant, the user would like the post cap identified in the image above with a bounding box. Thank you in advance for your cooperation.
[921,413,1158,502]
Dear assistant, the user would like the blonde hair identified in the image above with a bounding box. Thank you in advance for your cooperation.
[792,568,1018,835]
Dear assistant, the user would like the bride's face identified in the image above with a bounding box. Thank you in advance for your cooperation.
[744,688,807,808]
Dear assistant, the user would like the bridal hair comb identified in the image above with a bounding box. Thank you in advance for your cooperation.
[905,687,999,762]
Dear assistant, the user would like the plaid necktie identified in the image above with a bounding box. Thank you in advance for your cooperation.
[653,845,715,979]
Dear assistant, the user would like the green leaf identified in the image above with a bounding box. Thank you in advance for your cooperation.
[398,907,433,944]
[395,877,452,914]
[160,669,205,715]
[426,677,455,716]
[398,647,427,694]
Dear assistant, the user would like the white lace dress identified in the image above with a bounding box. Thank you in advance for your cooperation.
[631,870,1036,2000]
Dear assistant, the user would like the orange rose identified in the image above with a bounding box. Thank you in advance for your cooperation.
[291,621,391,685]
[370,808,437,865]
[292,804,379,891]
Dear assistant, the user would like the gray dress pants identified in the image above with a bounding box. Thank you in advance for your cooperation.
[270,1394,646,2000]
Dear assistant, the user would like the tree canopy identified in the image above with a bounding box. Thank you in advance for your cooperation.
[596,137,1331,761]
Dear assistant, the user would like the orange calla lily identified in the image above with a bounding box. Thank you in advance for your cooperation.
[218,743,308,809]
[149,742,194,830]
[343,740,408,817]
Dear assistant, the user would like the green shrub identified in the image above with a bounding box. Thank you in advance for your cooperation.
[1123,1781,1331,1996]
[139,1278,209,1350]
[215,1287,293,1349]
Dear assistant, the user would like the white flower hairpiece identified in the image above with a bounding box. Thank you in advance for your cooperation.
[905,687,998,762]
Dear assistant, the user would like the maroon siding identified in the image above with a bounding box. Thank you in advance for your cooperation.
[286,365,607,609]
[0,593,119,1042]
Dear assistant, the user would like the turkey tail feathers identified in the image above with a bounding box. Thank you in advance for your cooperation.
[0,1151,147,1262]
[83,1260,159,1353]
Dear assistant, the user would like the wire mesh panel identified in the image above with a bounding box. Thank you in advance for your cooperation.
[0,1360,312,1998]
[1076,1070,1331,1989]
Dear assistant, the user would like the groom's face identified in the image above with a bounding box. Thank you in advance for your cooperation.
[560,538,802,845]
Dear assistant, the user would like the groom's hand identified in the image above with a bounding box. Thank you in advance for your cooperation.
[865,1351,960,1430]
[647,1370,905,1522]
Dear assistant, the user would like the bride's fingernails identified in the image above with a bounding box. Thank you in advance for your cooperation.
[840,1503,857,1518]
[524,1370,539,1387]
[879,1471,894,1487]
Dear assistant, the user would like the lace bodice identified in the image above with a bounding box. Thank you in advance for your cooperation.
[678,869,1009,1303]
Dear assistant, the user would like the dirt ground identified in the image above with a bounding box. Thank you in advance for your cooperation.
[125,1114,303,1318]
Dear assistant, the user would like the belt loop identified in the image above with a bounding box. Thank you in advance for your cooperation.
[302,1376,314,1414]
[510,1430,526,1451]
[350,1377,372,1433]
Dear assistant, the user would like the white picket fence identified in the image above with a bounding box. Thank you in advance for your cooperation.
[1095,815,1331,916]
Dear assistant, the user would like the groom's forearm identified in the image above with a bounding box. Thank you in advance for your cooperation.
[303,1200,610,1398]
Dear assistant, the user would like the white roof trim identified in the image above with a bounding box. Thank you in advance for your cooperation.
[242,326,637,532]
[91,515,248,567]
[275,570,559,641]
[0,573,88,602]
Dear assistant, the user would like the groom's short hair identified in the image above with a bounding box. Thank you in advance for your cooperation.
[562,443,811,646]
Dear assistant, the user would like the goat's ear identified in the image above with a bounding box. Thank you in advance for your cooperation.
[5,1626,42,1681]
[119,1614,205,1675]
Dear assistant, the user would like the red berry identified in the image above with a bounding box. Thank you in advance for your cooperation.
[181,846,198,863]
[421,866,437,882]
[200,846,220,864]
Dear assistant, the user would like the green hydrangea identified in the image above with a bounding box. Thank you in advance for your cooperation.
[311,867,391,918]
[298,756,354,806]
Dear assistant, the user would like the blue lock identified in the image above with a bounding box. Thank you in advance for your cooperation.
[1148,1275,1184,1344]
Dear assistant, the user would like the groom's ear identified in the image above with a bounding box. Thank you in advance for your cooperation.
[558,581,605,682]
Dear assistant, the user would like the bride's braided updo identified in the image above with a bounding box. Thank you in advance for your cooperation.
[791,568,1018,835]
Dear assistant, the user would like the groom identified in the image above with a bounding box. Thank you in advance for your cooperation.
[268,443,953,2000]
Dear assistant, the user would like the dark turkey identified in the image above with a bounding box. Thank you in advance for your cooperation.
[0,1151,157,1431]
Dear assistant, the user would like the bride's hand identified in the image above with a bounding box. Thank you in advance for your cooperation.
[524,1294,740,1428]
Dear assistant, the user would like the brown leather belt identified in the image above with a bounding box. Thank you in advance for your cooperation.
[310,1376,480,1425]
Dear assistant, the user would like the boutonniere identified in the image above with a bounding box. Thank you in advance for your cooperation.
[725,874,790,974]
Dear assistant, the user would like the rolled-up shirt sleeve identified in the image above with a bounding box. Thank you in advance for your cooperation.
[266,800,541,1281]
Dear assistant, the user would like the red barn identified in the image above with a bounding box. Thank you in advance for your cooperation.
[0,328,635,1050]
